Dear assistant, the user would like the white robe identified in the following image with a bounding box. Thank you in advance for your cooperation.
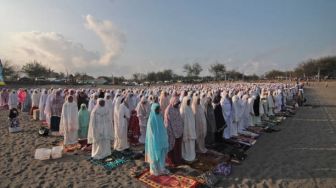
[267,95,275,116]
[191,100,207,153]
[60,102,79,145]
[113,97,122,136]
[105,98,114,140]
[8,92,18,110]
[180,97,196,162]
[231,96,241,137]
[31,92,40,107]
[136,102,149,144]
[247,97,255,127]
[44,93,54,125]
[88,105,112,159]
[114,103,130,151]
[221,97,232,139]
[39,92,48,121]
[238,97,249,132]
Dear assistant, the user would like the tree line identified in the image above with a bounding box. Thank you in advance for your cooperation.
[2,55,336,84]
[264,56,336,80]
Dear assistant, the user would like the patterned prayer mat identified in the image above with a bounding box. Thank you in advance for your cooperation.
[89,150,143,171]
[138,170,199,188]
[189,152,229,172]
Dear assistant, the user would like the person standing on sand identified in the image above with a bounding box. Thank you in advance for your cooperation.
[21,90,31,113]
[78,104,90,139]
[39,89,48,121]
[164,96,184,165]
[114,97,130,151]
[204,96,216,145]
[31,89,40,116]
[136,96,150,144]
[180,96,197,162]
[60,95,79,146]
[8,90,18,110]
[213,95,226,143]
[88,99,113,159]
[50,90,64,135]
[191,95,207,153]
[145,103,169,176]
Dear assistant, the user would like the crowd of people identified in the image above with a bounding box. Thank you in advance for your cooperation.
[0,82,304,176]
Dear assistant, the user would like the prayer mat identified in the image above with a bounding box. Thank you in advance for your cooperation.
[246,126,264,134]
[90,150,142,171]
[63,143,82,153]
[138,170,199,188]
[208,143,247,163]
[189,152,230,172]
[230,135,257,146]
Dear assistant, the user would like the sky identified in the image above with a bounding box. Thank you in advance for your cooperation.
[0,0,335,77]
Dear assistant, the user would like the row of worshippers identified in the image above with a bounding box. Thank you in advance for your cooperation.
[1,83,301,176]
[54,85,299,175]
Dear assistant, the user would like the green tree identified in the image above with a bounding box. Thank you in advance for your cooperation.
[21,60,49,78]
[183,63,202,77]
[264,70,286,79]
[2,60,20,81]
[209,63,226,80]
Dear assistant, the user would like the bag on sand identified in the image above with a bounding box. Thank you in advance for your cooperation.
[51,146,63,159]
[34,148,51,160]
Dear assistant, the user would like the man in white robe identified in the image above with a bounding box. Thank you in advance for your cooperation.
[60,95,79,145]
[180,96,196,162]
[88,99,112,159]
[114,97,130,151]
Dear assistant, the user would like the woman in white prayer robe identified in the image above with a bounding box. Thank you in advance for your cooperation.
[221,91,233,139]
[180,96,197,162]
[267,90,275,116]
[88,94,98,113]
[104,93,114,140]
[113,95,122,137]
[31,90,40,110]
[60,95,79,145]
[159,91,170,114]
[191,95,207,153]
[114,97,131,151]
[8,90,18,110]
[231,95,241,137]
[88,99,112,160]
[39,89,48,121]
[44,90,54,126]
[136,96,150,144]
[247,96,255,127]
[273,90,282,114]
[238,94,249,132]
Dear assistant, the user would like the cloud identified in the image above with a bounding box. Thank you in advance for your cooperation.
[6,15,125,76]
[85,14,126,65]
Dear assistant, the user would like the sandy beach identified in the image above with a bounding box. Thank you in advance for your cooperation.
[1,82,336,188]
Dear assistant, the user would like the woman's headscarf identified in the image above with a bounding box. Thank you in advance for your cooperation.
[145,103,169,163]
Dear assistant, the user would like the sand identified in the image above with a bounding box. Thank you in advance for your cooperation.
[1,82,336,188]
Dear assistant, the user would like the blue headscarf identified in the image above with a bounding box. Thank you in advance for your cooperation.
[145,103,169,163]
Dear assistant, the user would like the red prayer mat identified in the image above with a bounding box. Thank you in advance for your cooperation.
[138,171,198,188]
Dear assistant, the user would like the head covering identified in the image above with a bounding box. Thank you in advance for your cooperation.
[145,103,169,163]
